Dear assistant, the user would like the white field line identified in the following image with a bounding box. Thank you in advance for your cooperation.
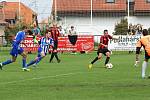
[0,71,89,85]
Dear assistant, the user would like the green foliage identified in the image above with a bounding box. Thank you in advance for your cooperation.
[4,23,30,44]
[114,18,128,35]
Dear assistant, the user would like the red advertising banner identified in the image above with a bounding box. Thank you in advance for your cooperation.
[21,35,94,52]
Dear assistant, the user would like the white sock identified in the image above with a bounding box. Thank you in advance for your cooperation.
[142,61,148,78]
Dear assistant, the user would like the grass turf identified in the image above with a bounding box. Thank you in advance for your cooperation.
[0,51,150,100]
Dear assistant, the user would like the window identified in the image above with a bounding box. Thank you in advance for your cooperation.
[129,0,134,2]
[147,0,150,3]
[106,0,115,3]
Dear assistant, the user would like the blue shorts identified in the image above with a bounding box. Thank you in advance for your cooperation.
[37,47,47,57]
[10,46,24,57]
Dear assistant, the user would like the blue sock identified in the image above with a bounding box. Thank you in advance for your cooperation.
[27,57,43,67]
[22,58,26,68]
[2,59,13,66]
[27,60,36,67]
[35,57,43,64]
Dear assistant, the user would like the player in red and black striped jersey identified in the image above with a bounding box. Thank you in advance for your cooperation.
[89,30,112,69]
[49,24,61,63]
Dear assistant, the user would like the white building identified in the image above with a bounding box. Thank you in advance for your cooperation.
[52,0,127,35]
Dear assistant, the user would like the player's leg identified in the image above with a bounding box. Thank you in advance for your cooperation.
[141,52,149,78]
[53,50,61,63]
[27,51,45,67]
[105,51,111,65]
[50,42,58,63]
[141,52,150,78]
[0,56,17,70]
[19,47,27,68]
[89,49,102,69]
[0,47,17,70]
[142,59,148,78]
[20,52,27,68]
[91,53,102,64]
[34,52,45,65]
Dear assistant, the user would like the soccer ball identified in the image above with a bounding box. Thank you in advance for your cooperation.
[106,63,113,69]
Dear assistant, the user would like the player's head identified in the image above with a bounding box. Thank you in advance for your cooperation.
[45,32,51,38]
[142,29,149,36]
[104,29,108,35]
[71,26,74,30]
[22,26,28,32]
[27,30,33,35]
[53,22,57,28]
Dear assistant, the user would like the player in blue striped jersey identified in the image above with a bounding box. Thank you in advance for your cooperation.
[0,26,31,71]
[26,32,54,67]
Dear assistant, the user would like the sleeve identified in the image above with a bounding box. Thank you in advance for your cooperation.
[49,38,54,47]
[100,36,103,43]
[57,30,61,37]
[38,38,41,45]
[108,35,112,39]
[15,33,22,43]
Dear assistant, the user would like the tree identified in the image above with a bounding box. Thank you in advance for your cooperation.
[4,23,29,45]
[114,18,128,35]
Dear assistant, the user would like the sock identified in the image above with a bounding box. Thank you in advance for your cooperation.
[2,59,13,66]
[35,57,43,64]
[27,60,36,67]
[22,58,26,68]
[27,57,42,67]
[105,57,110,65]
[54,53,59,61]
[50,53,55,62]
[91,57,98,64]
[142,61,148,78]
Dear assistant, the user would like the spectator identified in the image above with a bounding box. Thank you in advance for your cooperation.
[68,26,78,54]
[58,26,65,36]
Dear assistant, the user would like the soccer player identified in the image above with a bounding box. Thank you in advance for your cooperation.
[26,32,54,67]
[135,29,150,78]
[49,23,61,63]
[0,26,30,71]
[89,29,112,69]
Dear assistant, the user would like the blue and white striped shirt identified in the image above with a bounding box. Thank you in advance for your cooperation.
[39,37,54,53]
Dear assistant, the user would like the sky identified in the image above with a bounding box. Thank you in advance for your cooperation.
[0,0,53,22]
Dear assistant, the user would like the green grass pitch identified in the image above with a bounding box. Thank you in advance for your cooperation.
[0,51,150,100]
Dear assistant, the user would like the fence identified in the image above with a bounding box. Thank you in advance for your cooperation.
[0,34,142,52]
[0,35,101,52]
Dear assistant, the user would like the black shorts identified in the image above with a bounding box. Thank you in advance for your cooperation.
[97,48,110,56]
[145,51,150,59]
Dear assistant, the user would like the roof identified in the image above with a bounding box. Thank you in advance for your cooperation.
[134,0,150,12]
[52,0,127,12]
[0,1,37,25]
[3,2,36,15]
[0,9,16,20]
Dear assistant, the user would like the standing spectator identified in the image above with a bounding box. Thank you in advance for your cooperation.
[136,24,143,35]
[59,26,65,36]
[32,25,41,43]
[49,23,61,63]
[68,26,78,54]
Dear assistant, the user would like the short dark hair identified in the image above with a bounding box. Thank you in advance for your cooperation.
[104,29,108,33]
[142,29,149,36]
